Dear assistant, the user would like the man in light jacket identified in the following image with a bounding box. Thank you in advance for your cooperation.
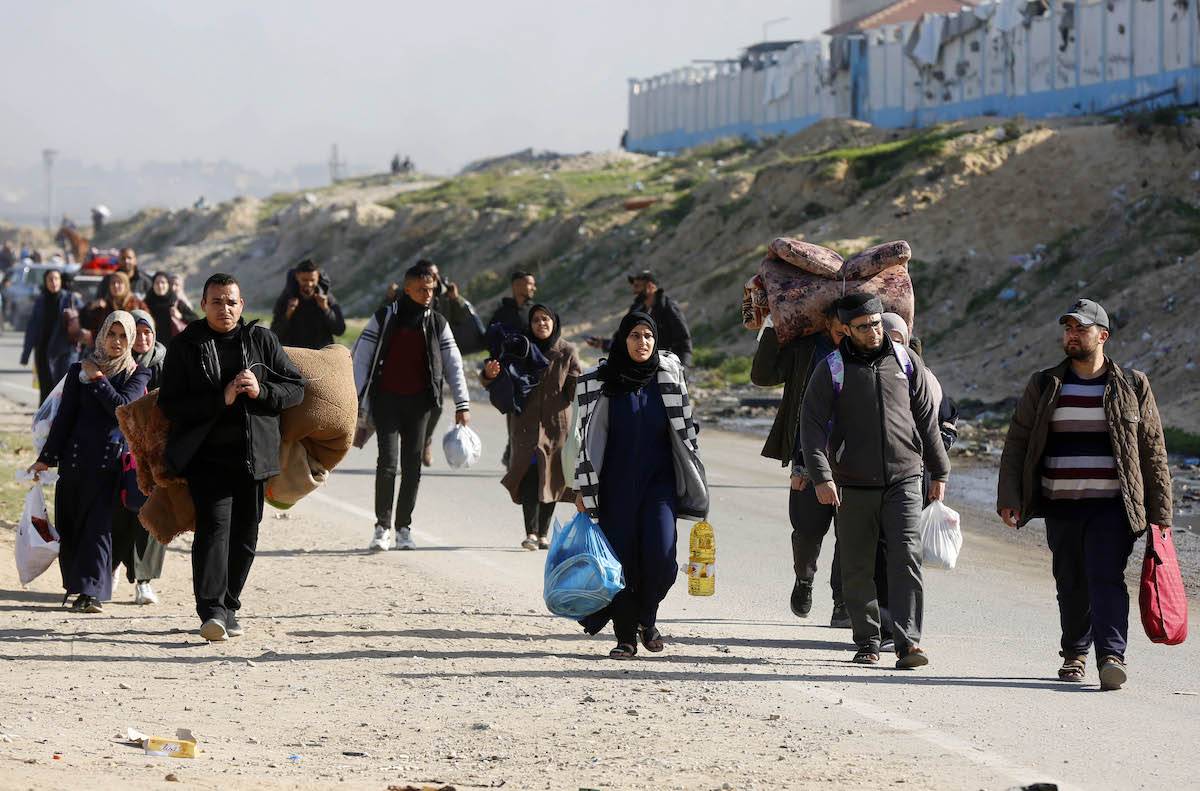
[353,264,470,551]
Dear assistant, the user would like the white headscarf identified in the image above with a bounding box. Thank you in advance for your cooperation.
[91,310,138,379]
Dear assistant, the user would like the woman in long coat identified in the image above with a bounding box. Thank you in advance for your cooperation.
[20,269,84,404]
[483,303,582,549]
[110,309,168,605]
[572,312,709,659]
[29,311,150,613]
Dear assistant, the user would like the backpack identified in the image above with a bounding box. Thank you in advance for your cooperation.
[823,343,917,439]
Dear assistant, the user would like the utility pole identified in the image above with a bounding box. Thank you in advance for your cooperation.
[42,148,58,230]
[328,143,346,184]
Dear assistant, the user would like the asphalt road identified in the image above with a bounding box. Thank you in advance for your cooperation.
[0,333,1196,790]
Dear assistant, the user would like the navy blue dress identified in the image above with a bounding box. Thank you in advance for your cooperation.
[594,379,679,642]
[38,362,151,600]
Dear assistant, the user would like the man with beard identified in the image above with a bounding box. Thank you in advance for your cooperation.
[97,248,154,301]
[799,293,948,669]
[270,259,346,349]
[587,270,693,367]
[997,299,1172,691]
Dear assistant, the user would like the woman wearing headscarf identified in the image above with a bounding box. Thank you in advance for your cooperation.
[108,310,168,604]
[482,303,582,549]
[28,311,151,613]
[83,271,147,336]
[144,271,197,340]
[20,268,85,404]
[572,312,709,659]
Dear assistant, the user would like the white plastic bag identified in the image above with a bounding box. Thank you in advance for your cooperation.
[442,424,482,469]
[16,481,59,585]
[919,500,962,570]
[31,375,67,457]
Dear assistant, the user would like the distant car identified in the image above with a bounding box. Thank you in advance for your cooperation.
[2,259,101,331]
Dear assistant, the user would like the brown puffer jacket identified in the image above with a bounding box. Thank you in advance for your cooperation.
[996,358,1173,534]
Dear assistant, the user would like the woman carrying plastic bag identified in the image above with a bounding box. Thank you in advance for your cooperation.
[571,312,709,660]
[543,512,625,618]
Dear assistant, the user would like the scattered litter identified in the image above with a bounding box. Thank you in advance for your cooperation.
[125,727,197,759]
[246,660,258,668]
[714,645,731,653]
[1184,458,1200,467]
[288,754,302,763]
[767,714,781,721]
[165,773,179,782]
[118,682,132,690]
[341,750,368,757]
[1141,331,1153,342]
[0,734,12,743]
[471,723,491,731]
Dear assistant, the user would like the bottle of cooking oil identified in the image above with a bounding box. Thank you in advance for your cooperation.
[687,519,715,596]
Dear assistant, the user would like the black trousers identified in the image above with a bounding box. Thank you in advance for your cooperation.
[424,399,443,448]
[519,463,555,539]
[187,470,264,623]
[1045,499,1136,661]
[373,391,435,530]
[111,503,165,583]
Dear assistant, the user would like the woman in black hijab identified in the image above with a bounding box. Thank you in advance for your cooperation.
[20,269,84,404]
[572,311,709,659]
[482,303,581,549]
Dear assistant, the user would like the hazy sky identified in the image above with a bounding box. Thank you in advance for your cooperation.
[2,1,831,175]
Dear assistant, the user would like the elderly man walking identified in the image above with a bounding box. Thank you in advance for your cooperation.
[997,299,1172,691]
[799,293,949,669]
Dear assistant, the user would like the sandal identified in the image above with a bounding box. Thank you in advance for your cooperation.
[638,625,664,653]
[609,642,638,660]
[895,646,929,669]
[1057,652,1087,683]
[852,649,880,665]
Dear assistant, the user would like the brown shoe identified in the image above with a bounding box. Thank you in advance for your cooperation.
[422,440,433,467]
[895,646,929,669]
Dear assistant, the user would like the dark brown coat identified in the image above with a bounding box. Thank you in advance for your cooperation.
[495,339,582,505]
[996,358,1173,534]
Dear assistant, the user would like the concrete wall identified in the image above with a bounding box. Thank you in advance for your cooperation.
[627,0,1200,153]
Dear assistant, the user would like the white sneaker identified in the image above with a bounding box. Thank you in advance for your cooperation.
[368,525,391,552]
[134,582,159,605]
[394,527,416,550]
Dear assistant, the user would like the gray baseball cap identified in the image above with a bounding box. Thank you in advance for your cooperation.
[1059,298,1109,329]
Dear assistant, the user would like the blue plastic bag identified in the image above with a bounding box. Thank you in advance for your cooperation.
[543,512,625,619]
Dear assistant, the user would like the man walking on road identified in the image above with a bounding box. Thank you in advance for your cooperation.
[752,301,851,624]
[996,299,1172,691]
[270,259,346,349]
[157,274,305,642]
[800,293,949,669]
[488,271,538,333]
[587,270,693,367]
[353,265,471,551]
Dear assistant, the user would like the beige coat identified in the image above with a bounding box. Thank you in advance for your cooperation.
[493,339,582,505]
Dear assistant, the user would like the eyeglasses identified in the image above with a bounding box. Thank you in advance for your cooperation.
[849,319,883,333]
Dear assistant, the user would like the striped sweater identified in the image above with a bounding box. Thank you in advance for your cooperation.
[1040,369,1119,501]
[573,352,709,521]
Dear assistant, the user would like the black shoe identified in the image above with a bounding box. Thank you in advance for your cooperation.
[225,612,244,637]
[790,580,813,618]
[830,601,852,629]
[71,595,103,614]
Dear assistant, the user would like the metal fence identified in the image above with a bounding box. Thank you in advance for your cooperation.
[626,0,1200,153]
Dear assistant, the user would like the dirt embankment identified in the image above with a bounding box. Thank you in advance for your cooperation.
[81,116,1200,437]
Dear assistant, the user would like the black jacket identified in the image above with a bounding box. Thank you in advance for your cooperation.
[488,297,532,334]
[270,290,346,349]
[800,336,949,488]
[158,319,305,480]
[622,291,693,367]
[751,327,834,466]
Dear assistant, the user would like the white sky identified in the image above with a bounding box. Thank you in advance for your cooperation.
[2,0,831,175]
